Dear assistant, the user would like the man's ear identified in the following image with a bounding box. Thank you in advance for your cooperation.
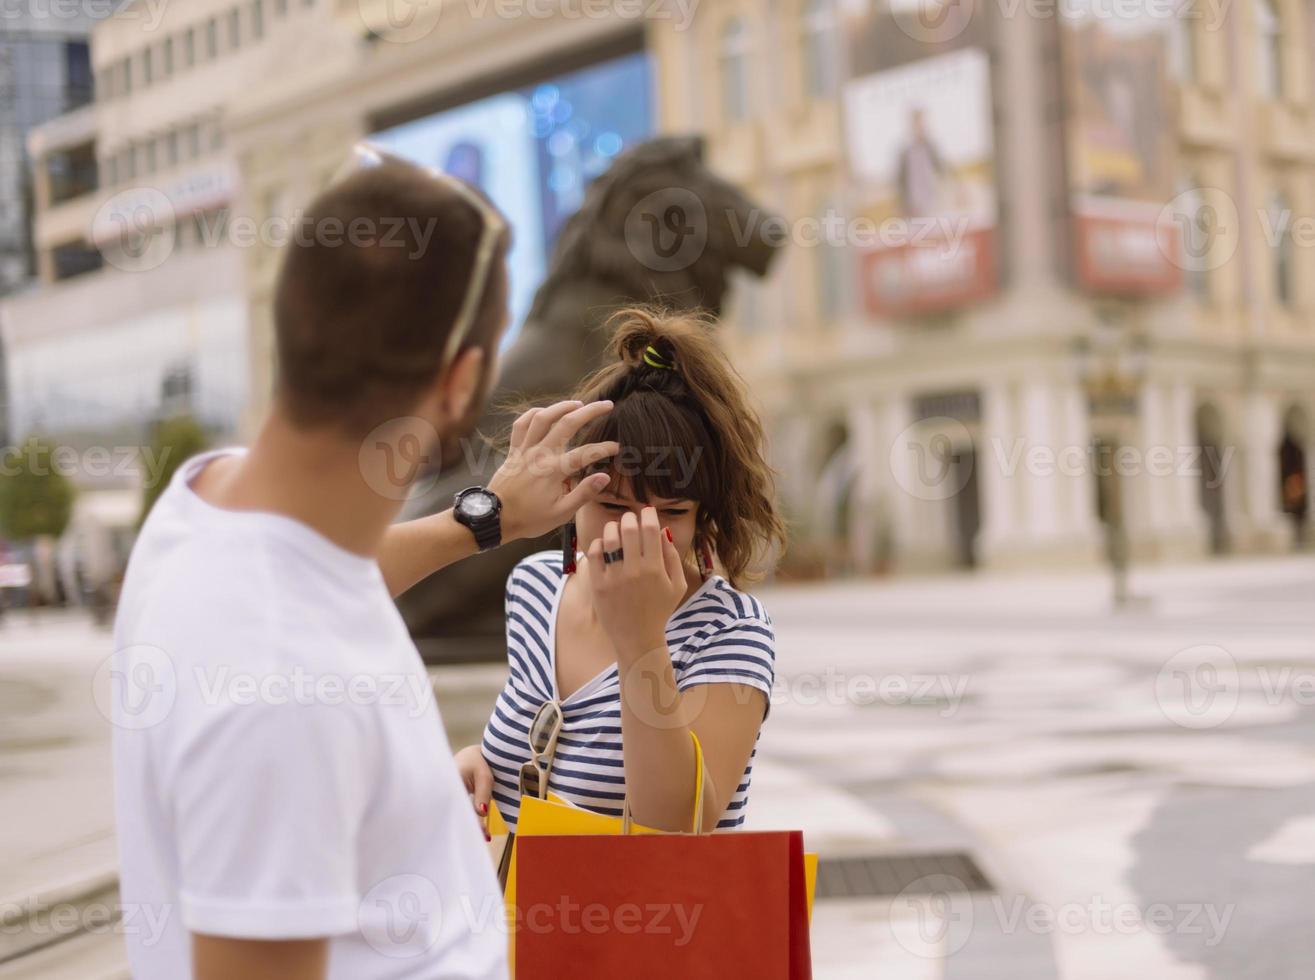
[431,346,485,425]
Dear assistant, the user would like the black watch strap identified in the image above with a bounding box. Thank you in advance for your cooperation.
[469,519,501,552]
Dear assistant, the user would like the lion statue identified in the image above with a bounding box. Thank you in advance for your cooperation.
[396,135,784,663]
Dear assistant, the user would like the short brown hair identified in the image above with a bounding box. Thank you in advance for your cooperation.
[567,307,786,585]
[272,158,510,435]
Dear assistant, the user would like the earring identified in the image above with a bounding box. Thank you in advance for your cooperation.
[698,538,714,582]
[561,521,578,574]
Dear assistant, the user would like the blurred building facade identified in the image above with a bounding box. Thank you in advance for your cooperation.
[668,1,1315,575]
[6,0,1315,585]
[0,7,95,445]
[0,0,301,592]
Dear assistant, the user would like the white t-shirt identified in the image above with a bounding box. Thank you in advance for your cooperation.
[111,448,507,980]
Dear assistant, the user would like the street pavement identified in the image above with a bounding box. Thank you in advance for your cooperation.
[2,555,1314,977]
[755,555,1315,979]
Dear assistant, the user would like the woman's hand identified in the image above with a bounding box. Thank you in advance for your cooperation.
[583,507,687,660]
[488,400,620,542]
[454,744,494,841]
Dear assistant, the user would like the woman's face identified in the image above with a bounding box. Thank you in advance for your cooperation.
[571,476,702,569]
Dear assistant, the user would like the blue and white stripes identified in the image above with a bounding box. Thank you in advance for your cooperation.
[481,550,775,832]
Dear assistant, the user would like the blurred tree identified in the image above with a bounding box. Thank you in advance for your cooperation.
[140,416,208,524]
[0,438,75,541]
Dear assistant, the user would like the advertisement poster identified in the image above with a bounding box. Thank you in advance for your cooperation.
[1061,6,1181,294]
[842,2,998,318]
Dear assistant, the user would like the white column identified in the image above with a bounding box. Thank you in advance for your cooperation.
[975,380,1019,565]
[1241,390,1293,551]
[1060,380,1101,539]
[1134,381,1175,543]
[1019,379,1063,540]
[846,399,882,574]
[879,394,949,570]
[1170,382,1210,552]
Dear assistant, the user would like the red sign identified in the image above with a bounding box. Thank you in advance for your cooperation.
[859,227,996,317]
[1073,211,1181,295]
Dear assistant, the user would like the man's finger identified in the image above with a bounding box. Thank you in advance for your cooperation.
[508,407,540,451]
[524,400,582,447]
[558,472,612,517]
[562,441,620,476]
[543,400,614,450]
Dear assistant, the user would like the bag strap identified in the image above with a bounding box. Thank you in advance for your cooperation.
[620,730,707,835]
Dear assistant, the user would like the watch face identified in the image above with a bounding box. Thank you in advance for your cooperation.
[461,491,495,518]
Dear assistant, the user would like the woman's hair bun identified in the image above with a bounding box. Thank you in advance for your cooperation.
[609,307,687,372]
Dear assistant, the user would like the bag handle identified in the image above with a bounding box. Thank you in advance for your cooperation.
[620,729,707,836]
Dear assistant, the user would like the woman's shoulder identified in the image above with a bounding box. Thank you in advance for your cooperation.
[679,577,776,673]
[690,576,773,630]
[508,549,568,588]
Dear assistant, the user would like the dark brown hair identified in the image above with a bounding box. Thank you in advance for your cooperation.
[568,307,786,586]
[272,158,511,435]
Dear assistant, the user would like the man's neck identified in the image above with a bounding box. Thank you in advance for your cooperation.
[192,413,403,559]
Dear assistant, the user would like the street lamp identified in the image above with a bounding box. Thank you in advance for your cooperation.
[1076,326,1149,608]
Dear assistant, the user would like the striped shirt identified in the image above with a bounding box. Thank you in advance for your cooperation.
[481,549,775,832]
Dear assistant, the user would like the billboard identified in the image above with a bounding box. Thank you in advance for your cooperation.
[370,52,653,343]
[842,3,998,318]
[1060,8,1180,294]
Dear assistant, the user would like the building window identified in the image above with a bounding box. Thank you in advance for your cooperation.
[52,241,104,281]
[185,28,196,67]
[163,37,174,76]
[252,0,265,39]
[142,47,153,85]
[166,131,179,167]
[144,140,157,175]
[206,18,219,59]
[121,57,133,94]
[1269,190,1294,307]
[228,9,242,50]
[275,0,288,15]
[1255,0,1283,99]
[104,155,118,186]
[65,41,93,108]
[122,146,136,181]
[186,124,202,158]
[718,18,753,124]
[47,144,98,204]
[800,0,837,100]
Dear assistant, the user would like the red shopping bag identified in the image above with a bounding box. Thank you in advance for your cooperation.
[513,830,812,979]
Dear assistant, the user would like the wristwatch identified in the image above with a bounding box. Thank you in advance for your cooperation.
[453,486,503,552]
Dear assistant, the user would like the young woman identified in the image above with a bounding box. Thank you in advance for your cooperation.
[455,307,787,834]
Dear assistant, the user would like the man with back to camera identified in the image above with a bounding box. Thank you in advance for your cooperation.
[111,146,621,979]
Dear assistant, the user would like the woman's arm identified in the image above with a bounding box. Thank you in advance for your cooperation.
[379,400,620,598]
[584,508,767,832]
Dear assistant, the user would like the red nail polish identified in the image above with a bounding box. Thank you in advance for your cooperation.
[480,803,487,814]
[664,528,673,543]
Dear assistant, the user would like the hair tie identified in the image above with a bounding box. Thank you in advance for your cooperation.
[643,345,675,371]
